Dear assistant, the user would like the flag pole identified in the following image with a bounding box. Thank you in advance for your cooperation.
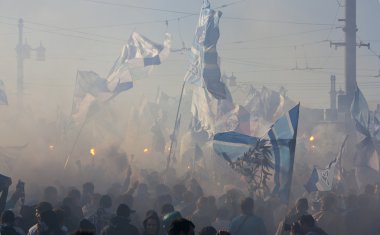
[64,114,90,169]
[166,80,186,170]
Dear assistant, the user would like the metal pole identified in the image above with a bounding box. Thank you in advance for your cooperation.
[345,0,357,105]
[17,18,24,106]
[166,81,186,169]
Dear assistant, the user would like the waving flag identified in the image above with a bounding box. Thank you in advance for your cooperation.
[0,80,8,105]
[213,104,300,203]
[269,104,300,202]
[351,88,370,136]
[72,71,122,126]
[108,32,171,91]
[184,0,226,100]
[304,157,339,193]
[304,136,348,193]
[213,131,259,162]
[351,87,380,189]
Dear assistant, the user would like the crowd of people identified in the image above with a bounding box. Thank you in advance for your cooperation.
[0,166,380,235]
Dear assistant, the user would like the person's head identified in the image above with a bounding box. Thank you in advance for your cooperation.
[199,226,217,235]
[298,215,316,234]
[68,188,82,206]
[35,201,53,221]
[79,219,96,232]
[240,197,254,215]
[71,230,95,235]
[40,210,59,230]
[99,195,112,209]
[82,182,95,195]
[116,204,135,218]
[143,213,161,235]
[161,204,174,216]
[1,210,15,224]
[295,198,308,214]
[43,186,58,206]
[168,218,195,235]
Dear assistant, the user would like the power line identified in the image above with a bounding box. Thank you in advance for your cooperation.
[221,28,332,45]
[222,16,333,26]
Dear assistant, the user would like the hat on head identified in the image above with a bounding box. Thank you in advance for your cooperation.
[116,204,135,218]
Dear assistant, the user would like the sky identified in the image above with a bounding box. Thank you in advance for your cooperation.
[0,0,380,117]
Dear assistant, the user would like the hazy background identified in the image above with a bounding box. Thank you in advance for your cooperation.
[0,0,378,196]
[1,0,379,111]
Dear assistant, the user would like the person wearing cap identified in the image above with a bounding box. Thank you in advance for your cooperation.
[101,204,139,235]
[161,204,182,234]
[27,202,53,235]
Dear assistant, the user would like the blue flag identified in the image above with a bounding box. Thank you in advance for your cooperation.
[213,104,300,203]
[184,0,226,100]
[268,103,300,202]
[0,80,8,105]
[213,131,259,162]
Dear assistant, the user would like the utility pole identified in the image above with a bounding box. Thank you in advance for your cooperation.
[16,18,24,106]
[330,0,369,113]
[15,18,46,107]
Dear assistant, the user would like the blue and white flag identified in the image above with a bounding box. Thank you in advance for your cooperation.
[72,71,112,125]
[351,87,370,137]
[213,104,300,203]
[213,131,259,162]
[268,103,300,203]
[0,80,8,105]
[350,87,380,189]
[304,157,340,193]
[108,32,171,90]
[184,0,226,100]
[305,134,350,193]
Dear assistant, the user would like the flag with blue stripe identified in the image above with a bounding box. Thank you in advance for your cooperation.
[213,104,300,203]
[350,86,380,189]
[213,132,259,162]
[307,135,349,193]
[0,80,8,105]
[107,32,171,91]
[72,71,110,125]
[351,87,370,137]
[184,0,226,100]
[304,161,338,193]
[268,103,299,202]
